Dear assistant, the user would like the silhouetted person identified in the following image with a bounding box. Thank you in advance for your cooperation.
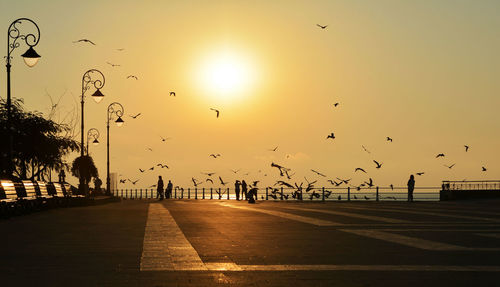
[235,180,241,200]
[58,169,66,183]
[94,177,102,195]
[241,180,248,201]
[157,176,164,200]
[248,187,258,203]
[407,174,415,202]
[166,180,173,199]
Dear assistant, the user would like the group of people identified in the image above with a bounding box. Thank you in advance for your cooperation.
[156,176,173,200]
[234,180,258,203]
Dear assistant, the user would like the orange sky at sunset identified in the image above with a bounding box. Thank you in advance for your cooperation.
[2,0,499,189]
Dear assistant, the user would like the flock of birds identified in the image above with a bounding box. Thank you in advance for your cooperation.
[73,24,489,197]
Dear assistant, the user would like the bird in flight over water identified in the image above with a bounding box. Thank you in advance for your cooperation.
[482,166,487,171]
[387,137,393,142]
[464,145,469,152]
[362,145,371,154]
[268,146,278,151]
[444,163,456,169]
[127,75,138,80]
[436,153,445,158]
[316,24,328,29]
[169,91,176,97]
[373,160,383,169]
[209,154,221,158]
[210,108,220,118]
[73,39,96,45]
[129,113,141,119]
[326,133,335,140]
[416,172,425,176]
[311,169,326,177]
[355,167,367,173]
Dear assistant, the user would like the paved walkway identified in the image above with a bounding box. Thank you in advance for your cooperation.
[1,199,500,286]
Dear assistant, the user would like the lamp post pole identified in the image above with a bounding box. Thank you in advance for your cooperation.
[86,128,100,156]
[106,102,124,195]
[5,18,41,178]
[79,69,105,195]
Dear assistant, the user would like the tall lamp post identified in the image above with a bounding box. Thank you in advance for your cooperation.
[106,102,124,195]
[79,69,105,195]
[86,128,100,155]
[5,18,41,178]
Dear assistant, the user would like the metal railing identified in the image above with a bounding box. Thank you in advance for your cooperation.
[111,186,440,201]
[442,180,500,191]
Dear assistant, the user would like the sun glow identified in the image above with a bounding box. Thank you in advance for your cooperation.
[198,50,255,102]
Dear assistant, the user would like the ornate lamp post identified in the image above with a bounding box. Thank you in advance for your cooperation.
[106,102,124,195]
[86,128,100,155]
[5,18,41,177]
[79,69,105,195]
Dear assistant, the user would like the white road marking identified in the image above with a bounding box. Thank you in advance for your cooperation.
[341,229,500,251]
[279,205,409,223]
[140,203,207,271]
[219,203,342,226]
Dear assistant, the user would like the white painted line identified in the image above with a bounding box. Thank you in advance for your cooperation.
[340,229,500,251]
[220,203,342,226]
[140,203,207,271]
[279,206,409,223]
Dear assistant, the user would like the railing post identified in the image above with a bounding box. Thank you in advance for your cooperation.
[174,188,177,199]
[322,187,325,202]
[140,189,143,199]
[376,186,379,201]
[181,188,184,199]
[195,188,198,200]
[121,189,123,198]
[218,188,222,200]
[203,188,205,199]
[280,187,284,200]
[348,187,351,201]
[210,188,213,199]
[227,188,230,200]
[188,188,191,199]
[266,187,269,200]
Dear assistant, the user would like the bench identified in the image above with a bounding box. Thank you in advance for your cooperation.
[0,180,22,216]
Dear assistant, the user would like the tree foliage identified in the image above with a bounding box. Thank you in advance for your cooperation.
[0,98,80,179]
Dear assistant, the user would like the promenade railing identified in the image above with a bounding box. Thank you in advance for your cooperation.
[111,186,440,201]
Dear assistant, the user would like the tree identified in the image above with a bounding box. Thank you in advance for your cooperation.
[0,98,80,179]
[70,155,98,195]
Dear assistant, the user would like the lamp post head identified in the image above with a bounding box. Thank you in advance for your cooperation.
[115,116,124,127]
[21,46,41,67]
[92,138,99,146]
[91,89,105,103]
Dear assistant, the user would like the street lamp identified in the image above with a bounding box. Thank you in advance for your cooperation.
[106,102,124,195]
[4,18,41,178]
[79,69,105,195]
[86,128,100,155]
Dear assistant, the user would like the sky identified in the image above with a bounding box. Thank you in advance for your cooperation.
[1,0,499,190]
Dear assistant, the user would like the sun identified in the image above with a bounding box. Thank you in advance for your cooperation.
[198,50,255,102]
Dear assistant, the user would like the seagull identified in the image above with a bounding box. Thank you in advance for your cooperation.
[157,164,169,169]
[275,181,294,188]
[206,178,214,184]
[146,147,153,152]
[128,179,139,185]
[201,172,216,176]
[169,91,176,97]
[116,48,125,51]
[219,176,227,186]
[326,133,335,140]
[327,179,339,186]
[129,113,141,119]
[444,163,456,169]
[311,169,326,177]
[436,153,445,158]
[416,172,425,176]
[149,166,154,171]
[210,108,220,118]
[364,178,374,188]
[160,136,171,142]
[127,75,138,80]
[268,146,278,151]
[73,39,96,45]
[191,178,201,187]
[362,145,371,154]
[148,184,157,188]
[387,137,393,142]
[355,167,367,173]
[106,61,120,67]
[373,160,383,169]
[482,166,487,172]
[333,102,339,107]
[336,177,352,184]
[230,169,240,174]
[139,168,145,173]
[464,145,469,152]
[119,179,126,183]
[316,24,328,29]
[209,154,221,158]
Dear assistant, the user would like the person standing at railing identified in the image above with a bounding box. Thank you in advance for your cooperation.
[235,180,241,200]
[241,180,248,200]
[407,174,415,202]
[157,176,164,200]
[166,180,173,199]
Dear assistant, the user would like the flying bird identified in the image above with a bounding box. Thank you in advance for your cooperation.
[128,179,139,185]
[333,102,339,107]
[149,166,154,171]
[386,137,393,142]
[169,91,176,97]
[482,166,487,172]
[127,75,138,80]
[326,133,335,140]
[206,178,214,184]
[230,169,240,174]
[436,153,445,158]
[106,61,120,67]
[129,113,141,119]
[364,178,374,188]
[191,178,201,187]
[160,136,172,142]
[275,181,294,188]
[464,145,469,152]
[201,172,216,176]
[119,179,126,184]
[444,163,456,169]
[316,24,328,29]
[209,154,221,158]
[157,163,169,169]
[146,147,153,152]
[210,108,220,118]
[416,172,425,176]
[139,168,145,173]
[355,167,367,173]
[73,39,95,45]
[116,48,125,51]
[311,169,326,177]
[268,146,278,152]
[336,177,352,184]
[373,160,383,169]
[362,145,371,154]
[219,176,227,186]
